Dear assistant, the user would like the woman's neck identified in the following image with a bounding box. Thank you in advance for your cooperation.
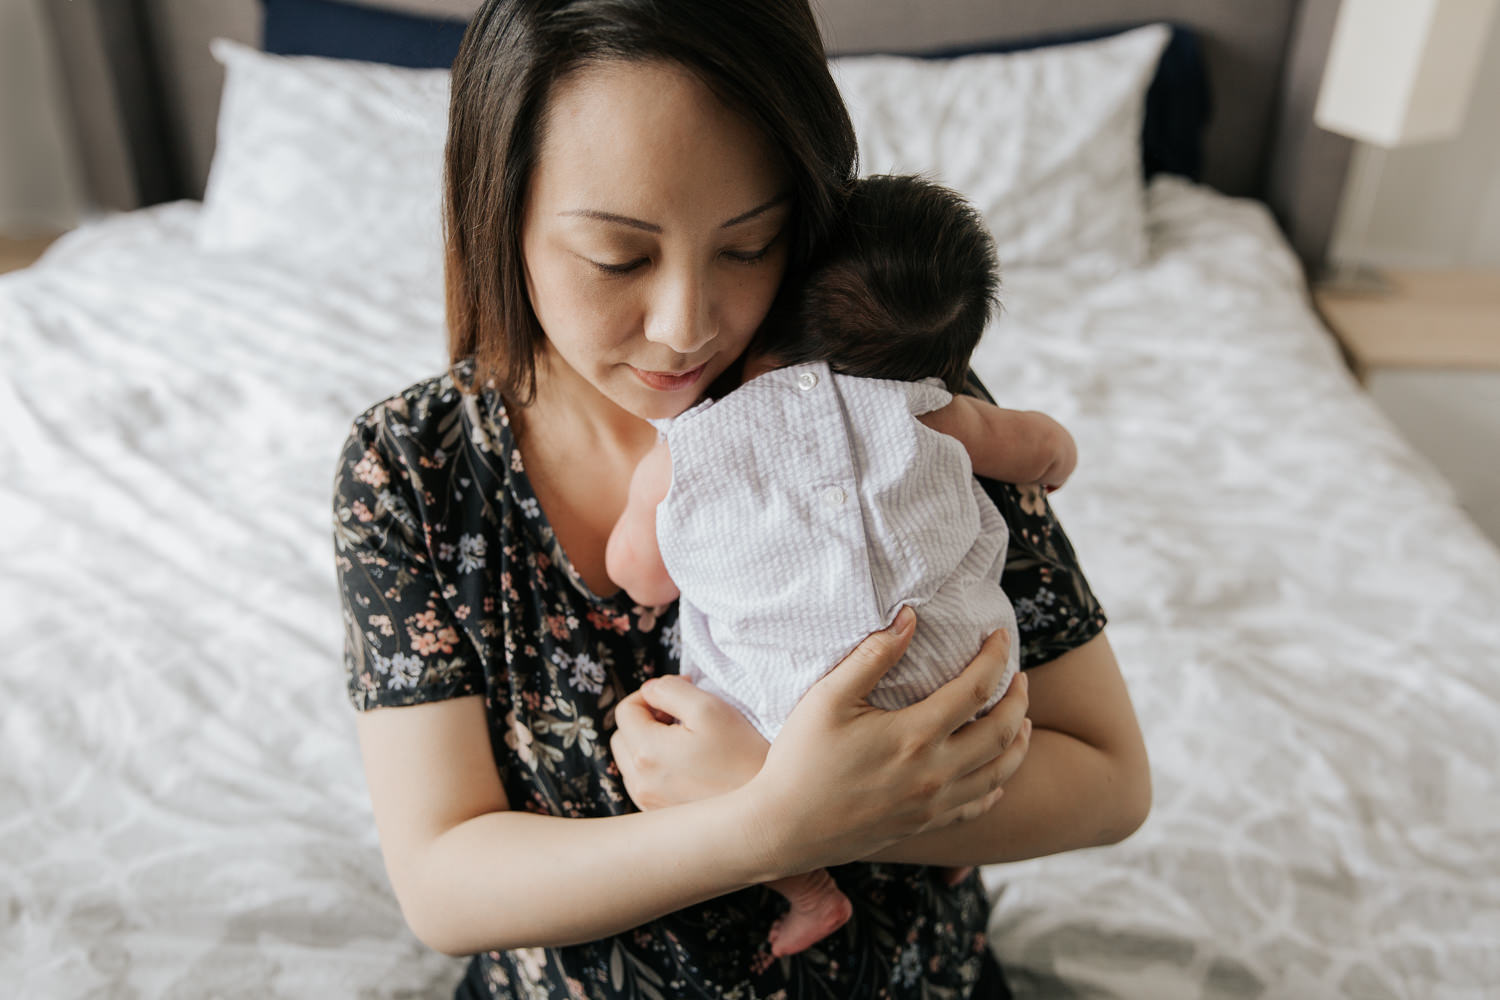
[509,349,658,598]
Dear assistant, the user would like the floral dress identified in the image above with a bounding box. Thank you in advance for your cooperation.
[332,359,1106,999]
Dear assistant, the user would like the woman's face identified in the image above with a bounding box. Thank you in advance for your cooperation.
[521,59,792,421]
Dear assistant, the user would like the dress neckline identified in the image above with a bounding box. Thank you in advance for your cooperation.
[481,384,644,611]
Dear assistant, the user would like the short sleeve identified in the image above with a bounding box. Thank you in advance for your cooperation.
[962,370,1107,668]
[904,377,953,416]
[331,413,482,711]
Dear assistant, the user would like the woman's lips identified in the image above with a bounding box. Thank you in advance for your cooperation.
[631,363,707,391]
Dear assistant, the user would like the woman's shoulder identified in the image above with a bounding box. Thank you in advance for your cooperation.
[342,360,510,462]
[334,360,513,517]
[348,361,486,441]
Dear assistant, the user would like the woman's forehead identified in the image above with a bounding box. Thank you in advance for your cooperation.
[529,58,787,219]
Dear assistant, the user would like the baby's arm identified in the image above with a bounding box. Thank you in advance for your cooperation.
[605,437,680,606]
[918,396,1077,490]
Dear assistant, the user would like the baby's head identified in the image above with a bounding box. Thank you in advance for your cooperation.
[754,174,999,392]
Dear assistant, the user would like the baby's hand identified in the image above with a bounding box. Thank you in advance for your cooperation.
[919,398,1076,491]
[1035,415,1076,492]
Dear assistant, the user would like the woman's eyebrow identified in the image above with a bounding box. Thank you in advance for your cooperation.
[559,210,661,233]
[719,194,791,228]
[558,194,790,233]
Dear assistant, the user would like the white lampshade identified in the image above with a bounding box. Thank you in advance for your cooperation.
[1315,0,1498,147]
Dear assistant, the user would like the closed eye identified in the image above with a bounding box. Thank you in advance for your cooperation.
[722,230,783,264]
[590,257,649,275]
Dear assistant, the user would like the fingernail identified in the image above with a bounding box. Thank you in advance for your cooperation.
[889,607,914,634]
[1022,719,1032,738]
[1019,672,1029,693]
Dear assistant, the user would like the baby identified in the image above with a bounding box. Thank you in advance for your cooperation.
[606,175,1076,956]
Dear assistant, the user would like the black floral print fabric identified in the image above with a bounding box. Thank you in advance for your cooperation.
[332,359,1106,999]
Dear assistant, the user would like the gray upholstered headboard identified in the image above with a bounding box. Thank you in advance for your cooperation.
[41,0,1352,270]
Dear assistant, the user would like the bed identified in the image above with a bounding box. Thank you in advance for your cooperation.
[8,1,1500,996]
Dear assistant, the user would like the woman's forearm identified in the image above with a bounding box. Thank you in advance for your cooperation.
[864,726,1149,867]
[359,697,779,958]
[402,792,776,956]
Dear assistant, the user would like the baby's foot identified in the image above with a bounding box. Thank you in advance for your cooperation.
[768,870,853,957]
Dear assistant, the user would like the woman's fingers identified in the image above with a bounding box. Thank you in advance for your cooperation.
[807,607,916,709]
[953,716,1032,806]
[908,626,1014,736]
[946,667,1029,774]
[931,718,1032,829]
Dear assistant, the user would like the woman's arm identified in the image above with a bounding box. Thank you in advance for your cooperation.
[604,438,679,606]
[918,396,1077,490]
[613,630,1147,868]
[356,694,765,956]
[359,608,1020,956]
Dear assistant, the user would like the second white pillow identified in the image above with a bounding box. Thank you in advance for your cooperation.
[832,24,1171,273]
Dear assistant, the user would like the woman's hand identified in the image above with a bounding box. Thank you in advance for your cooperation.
[743,608,1030,877]
[612,676,769,811]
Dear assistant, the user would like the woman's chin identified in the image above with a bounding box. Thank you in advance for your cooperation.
[626,390,704,423]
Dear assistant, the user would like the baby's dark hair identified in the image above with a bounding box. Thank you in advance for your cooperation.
[759,174,999,393]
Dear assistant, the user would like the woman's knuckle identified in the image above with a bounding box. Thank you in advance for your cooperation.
[915,774,944,802]
[897,732,929,762]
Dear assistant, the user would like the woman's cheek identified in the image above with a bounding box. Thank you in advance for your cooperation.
[558,268,640,342]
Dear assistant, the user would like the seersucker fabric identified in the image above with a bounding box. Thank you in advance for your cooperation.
[652,361,1019,740]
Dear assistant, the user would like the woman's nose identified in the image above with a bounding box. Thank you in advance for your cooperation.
[643,268,716,355]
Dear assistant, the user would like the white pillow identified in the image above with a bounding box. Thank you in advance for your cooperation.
[199,27,1166,277]
[199,39,449,278]
[831,24,1170,272]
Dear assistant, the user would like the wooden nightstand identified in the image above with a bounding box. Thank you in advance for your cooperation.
[1314,269,1500,547]
[1314,270,1500,382]
[0,234,63,275]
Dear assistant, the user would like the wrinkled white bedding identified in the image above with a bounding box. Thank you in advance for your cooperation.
[3,177,1498,998]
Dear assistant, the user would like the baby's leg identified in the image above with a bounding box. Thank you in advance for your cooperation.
[766,868,853,957]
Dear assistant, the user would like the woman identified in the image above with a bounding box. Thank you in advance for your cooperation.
[331,1,1151,996]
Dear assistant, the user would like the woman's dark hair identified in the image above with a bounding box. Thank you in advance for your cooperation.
[444,0,858,403]
[756,174,1000,394]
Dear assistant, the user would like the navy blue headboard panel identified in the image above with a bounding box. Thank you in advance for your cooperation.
[260,0,468,68]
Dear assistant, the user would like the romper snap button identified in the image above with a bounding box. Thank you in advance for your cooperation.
[797,371,818,391]
[822,486,846,507]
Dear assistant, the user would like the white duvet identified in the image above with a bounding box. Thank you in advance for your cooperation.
[3,177,1499,999]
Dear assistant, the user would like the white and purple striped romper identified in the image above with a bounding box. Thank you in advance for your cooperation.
[652,360,1018,741]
